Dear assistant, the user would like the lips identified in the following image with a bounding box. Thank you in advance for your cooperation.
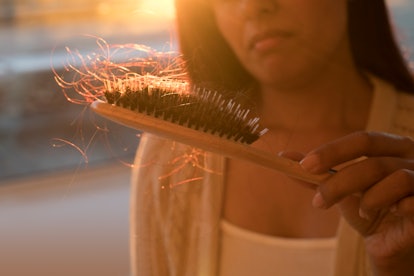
[248,30,293,51]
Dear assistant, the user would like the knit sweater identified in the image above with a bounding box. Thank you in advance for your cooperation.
[130,75,414,276]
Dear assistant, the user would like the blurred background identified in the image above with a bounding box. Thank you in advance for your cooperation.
[0,0,413,275]
[0,0,175,275]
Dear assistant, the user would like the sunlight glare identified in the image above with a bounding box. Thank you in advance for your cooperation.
[138,0,176,19]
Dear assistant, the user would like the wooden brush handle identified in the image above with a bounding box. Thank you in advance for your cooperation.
[91,101,331,184]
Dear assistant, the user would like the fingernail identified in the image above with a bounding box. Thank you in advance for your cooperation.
[300,154,320,173]
[277,151,286,157]
[312,192,327,209]
[390,204,402,216]
[358,208,371,220]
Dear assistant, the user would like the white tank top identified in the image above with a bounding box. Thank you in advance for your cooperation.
[219,220,337,276]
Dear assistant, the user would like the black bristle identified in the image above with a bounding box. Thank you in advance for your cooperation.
[103,78,267,145]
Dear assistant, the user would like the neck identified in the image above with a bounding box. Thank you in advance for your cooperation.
[258,67,373,133]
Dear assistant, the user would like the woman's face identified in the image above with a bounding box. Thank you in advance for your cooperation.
[210,0,350,90]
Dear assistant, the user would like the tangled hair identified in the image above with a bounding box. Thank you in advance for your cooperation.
[174,0,414,95]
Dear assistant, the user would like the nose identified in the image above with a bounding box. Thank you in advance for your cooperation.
[238,0,279,19]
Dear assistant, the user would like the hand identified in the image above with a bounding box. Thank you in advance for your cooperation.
[300,131,414,275]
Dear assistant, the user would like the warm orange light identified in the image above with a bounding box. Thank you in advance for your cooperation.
[138,0,176,20]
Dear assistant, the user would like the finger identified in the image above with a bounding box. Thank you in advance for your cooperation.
[278,151,304,161]
[360,169,414,215]
[316,157,411,208]
[392,196,414,216]
[278,151,320,190]
[301,131,414,174]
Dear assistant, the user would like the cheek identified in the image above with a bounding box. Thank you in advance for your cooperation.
[278,2,349,75]
[300,1,348,54]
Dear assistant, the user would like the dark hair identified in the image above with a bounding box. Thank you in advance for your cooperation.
[348,0,414,93]
[174,0,414,94]
[174,0,253,94]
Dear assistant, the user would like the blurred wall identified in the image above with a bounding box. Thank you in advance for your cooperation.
[0,164,131,276]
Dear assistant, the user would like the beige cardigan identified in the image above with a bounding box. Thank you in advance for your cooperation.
[130,75,414,276]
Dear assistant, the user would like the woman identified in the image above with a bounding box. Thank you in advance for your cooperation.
[130,0,414,275]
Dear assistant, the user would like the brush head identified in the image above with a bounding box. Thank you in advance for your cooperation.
[102,76,268,145]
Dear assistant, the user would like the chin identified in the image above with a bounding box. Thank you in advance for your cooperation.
[254,68,304,89]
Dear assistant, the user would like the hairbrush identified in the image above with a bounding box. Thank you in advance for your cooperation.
[91,76,330,184]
